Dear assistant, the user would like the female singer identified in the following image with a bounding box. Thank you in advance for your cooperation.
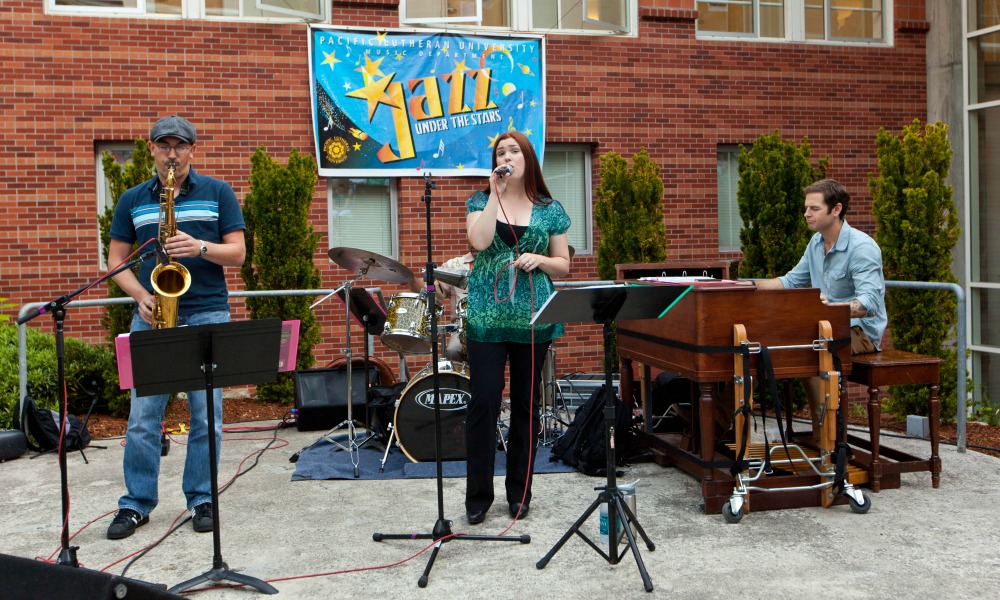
[463,131,571,524]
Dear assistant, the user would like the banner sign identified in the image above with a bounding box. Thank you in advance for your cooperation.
[309,26,545,177]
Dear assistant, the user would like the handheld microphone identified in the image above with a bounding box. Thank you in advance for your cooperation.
[494,164,513,177]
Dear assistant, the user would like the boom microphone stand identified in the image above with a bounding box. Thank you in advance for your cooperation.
[16,246,159,567]
[373,172,528,588]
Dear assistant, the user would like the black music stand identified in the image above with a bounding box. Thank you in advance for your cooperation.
[129,319,282,595]
[533,284,690,593]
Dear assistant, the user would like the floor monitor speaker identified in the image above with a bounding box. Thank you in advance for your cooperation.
[0,553,182,599]
[293,365,376,431]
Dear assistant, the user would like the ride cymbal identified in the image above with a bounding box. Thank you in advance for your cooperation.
[328,247,414,284]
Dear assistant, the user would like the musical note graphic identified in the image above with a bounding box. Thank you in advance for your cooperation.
[507,117,515,132]
[432,140,445,158]
[517,91,524,110]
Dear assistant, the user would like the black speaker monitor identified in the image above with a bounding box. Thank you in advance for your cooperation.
[0,553,182,599]
[293,366,377,431]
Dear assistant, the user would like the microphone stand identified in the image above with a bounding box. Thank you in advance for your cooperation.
[17,247,158,567]
[373,172,528,588]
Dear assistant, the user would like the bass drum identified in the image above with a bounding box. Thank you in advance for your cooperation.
[394,361,470,462]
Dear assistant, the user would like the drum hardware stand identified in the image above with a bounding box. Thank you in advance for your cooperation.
[16,244,159,568]
[534,284,688,593]
[309,274,373,478]
[539,346,569,446]
[373,172,528,588]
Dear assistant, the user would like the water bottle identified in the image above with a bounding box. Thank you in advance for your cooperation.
[599,479,639,544]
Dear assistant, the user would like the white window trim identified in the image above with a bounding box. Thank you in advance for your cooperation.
[696,0,894,46]
[544,143,594,255]
[255,0,322,21]
[46,0,328,22]
[96,142,137,271]
[400,0,638,37]
[326,178,401,260]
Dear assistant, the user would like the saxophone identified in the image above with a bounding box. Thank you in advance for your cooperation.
[150,165,192,329]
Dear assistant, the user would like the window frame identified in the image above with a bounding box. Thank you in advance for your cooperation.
[716,144,742,253]
[326,178,400,261]
[399,0,637,37]
[696,0,892,45]
[542,143,593,256]
[46,0,328,21]
[96,142,137,271]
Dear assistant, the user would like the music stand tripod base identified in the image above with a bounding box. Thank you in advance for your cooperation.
[531,283,691,593]
[130,320,282,595]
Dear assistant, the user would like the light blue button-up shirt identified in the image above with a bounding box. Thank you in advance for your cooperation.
[778,220,887,349]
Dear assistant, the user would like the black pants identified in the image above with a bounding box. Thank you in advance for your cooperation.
[465,338,550,513]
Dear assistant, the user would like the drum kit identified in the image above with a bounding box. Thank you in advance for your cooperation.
[313,247,475,473]
[314,246,570,474]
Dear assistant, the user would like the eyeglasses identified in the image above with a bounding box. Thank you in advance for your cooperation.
[156,144,192,155]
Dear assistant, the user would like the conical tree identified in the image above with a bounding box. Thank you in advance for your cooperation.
[99,140,155,344]
[594,148,668,374]
[594,148,668,280]
[242,148,322,404]
[737,132,829,278]
[869,118,961,421]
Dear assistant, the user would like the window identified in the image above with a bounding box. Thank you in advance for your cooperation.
[97,142,136,270]
[717,145,742,252]
[697,0,889,43]
[327,179,398,259]
[401,0,634,35]
[48,0,326,20]
[542,144,592,255]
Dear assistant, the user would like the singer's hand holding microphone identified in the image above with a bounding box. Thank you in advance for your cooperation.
[494,164,513,177]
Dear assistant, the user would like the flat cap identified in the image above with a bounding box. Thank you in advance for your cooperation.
[150,116,196,144]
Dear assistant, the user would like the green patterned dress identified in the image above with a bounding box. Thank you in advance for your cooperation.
[465,190,571,344]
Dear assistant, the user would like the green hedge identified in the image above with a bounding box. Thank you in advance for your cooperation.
[0,325,130,428]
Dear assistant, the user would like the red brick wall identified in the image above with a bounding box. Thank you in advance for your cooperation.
[1,0,928,385]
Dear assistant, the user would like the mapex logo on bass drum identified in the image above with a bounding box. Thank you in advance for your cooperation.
[414,388,469,410]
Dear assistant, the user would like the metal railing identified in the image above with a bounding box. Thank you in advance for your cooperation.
[16,281,613,413]
[17,280,968,451]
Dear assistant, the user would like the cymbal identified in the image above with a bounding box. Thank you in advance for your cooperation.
[328,247,414,284]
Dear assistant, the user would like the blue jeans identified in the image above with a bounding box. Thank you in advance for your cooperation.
[119,310,229,516]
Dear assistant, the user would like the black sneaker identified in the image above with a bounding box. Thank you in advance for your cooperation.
[107,508,149,540]
[192,503,214,533]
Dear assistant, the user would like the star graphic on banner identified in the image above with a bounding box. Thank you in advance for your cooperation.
[530,100,537,107]
[376,31,388,44]
[343,81,352,91]
[395,52,405,60]
[357,53,386,86]
[457,163,464,169]
[353,142,361,151]
[452,58,470,74]
[488,132,500,148]
[322,51,341,71]
[524,129,533,136]
[346,73,398,121]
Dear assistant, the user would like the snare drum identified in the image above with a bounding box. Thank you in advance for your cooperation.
[394,361,469,462]
[381,292,443,354]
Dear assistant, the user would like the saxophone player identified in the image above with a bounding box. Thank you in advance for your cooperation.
[106,116,246,540]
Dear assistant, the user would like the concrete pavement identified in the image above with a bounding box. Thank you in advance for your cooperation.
[1,421,997,599]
